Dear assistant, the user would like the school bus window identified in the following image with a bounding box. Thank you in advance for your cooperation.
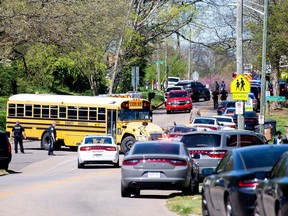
[59,106,66,118]
[68,106,77,120]
[34,105,41,117]
[79,107,88,120]
[8,104,16,117]
[50,105,58,118]
[98,108,106,121]
[25,104,32,117]
[17,104,24,117]
[89,107,97,120]
[42,105,49,118]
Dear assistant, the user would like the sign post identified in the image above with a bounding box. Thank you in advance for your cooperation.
[131,66,139,92]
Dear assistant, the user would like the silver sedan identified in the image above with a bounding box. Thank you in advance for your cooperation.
[121,141,199,197]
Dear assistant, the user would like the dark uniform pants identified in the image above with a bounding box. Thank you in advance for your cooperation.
[48,137,55,155]
[14,136,24,153]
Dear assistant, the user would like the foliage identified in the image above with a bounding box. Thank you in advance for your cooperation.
[166,195,202,216]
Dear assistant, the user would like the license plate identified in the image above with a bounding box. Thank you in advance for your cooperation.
[148,172,160,178]
[93,154,102,157]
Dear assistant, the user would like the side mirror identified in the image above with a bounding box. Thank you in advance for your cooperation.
[142,122,148,126]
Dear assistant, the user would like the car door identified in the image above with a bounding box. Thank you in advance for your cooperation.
[208,152,233,214]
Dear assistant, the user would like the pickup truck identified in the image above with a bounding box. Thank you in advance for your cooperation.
[175,80,211,102]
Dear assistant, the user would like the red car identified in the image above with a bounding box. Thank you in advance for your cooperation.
[166,90,192,114]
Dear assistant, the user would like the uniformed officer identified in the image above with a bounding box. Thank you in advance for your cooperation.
[48,121,57,156]
[12,120,26,153]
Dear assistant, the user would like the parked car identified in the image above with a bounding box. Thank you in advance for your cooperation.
[164,76,181,88]
[279,81,288,99]
[166,90,192,114]
[0,131,12,170]
[251,85,261,109]
[202,145,288,216]
[217,100,228,115]
[77,135,119,168]
[212,115,236,130]
[175,80,210,102]
[165,125,198,139]
[190,116,222,131]
[247,92,258,111]
[180,130,267,182]
[254,151,288,216]
[222,107,236,117]
[121,141,199,197]
[233,110,259,131]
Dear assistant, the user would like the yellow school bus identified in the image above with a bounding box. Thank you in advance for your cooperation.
[6,94,164,152]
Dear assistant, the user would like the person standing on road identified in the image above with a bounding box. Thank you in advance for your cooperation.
[48,121,57,156]
[189,105,201,124]
[214,81,220,91]
[212,90,219,109]
[220,88,228,101]
[12,120,26,153]
[221,80,226,90]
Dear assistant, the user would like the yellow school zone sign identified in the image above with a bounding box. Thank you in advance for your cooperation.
[230,74,251,100]
[230,74,251,93]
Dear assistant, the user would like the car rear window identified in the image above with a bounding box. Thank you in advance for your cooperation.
[85,137,112,144]
[132,143,180,155]
[181,134,221,148]
[169,92,189,98]
[216,117,233,123]
[194,119,215,125]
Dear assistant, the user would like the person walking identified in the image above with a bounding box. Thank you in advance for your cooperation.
[220,88,228,101]
[212,90,219,109]
[48,121,57,156]
[189,105,201,124]
[12,120,26,153]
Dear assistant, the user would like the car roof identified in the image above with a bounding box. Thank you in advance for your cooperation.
[169,89,188,93]
[182,129,259,136]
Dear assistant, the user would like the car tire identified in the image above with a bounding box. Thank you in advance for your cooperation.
[202,191,210,216]
[41,132,50,150]
[114,160,120,168]
[182,178,194,195]
[166,110,171,114]
[226,197,233,216]
[121,136,136,153]
[77,160,85,169]
[121,182,131,198]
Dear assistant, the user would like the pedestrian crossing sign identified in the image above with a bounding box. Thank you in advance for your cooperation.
[230,74,250,93]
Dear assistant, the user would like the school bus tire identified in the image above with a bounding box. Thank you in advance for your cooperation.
[41,132,50,150]
[121,136,136,153]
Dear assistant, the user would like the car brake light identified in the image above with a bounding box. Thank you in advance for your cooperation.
[122,158,187,166]
[122,159,140,166]
[80,146,116,151]
[189,150,227,158]
[238,179,258,187]
[229,125,236,128]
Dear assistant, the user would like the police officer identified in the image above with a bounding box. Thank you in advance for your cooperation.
[220,88,228,101]
[12,120,26,153]
[48,121,57,156]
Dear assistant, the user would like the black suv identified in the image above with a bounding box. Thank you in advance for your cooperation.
[0,131,12,170]
[175,80,210,102]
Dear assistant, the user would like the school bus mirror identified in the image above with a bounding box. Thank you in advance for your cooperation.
[142,122,148,127]
[122,125,127,129]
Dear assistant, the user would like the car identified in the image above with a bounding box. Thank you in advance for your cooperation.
[77,135,119,168]
[0,131,12,170]
[121,140,199,197]
[164,86,183,103]
[279,81,288,99]
[246,92,258,111]
[190,116,221,130]
[165,90,192,114]
[233,110,259,131]
[180,130,267,182]
[166,76,181,88]
[175,80,210,102]
[251,85,261,109]
[222,107,236,116]
[202,145,288,216]
[254,151,288,216]
[212,115,236,130]
[165,125,198,139]
[217,100,228,115]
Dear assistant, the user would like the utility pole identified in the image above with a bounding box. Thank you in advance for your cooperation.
[156,48,161,91]
[236,0,245,130]
[259,0,268,134]
[165,40,169,89]
[188,27,192,80]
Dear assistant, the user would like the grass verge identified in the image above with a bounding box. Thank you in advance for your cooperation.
[166,195,202,216]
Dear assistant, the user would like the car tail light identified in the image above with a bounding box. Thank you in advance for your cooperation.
[229,125,236,128]
[122,159,141,166]
[80,146,116,151]
[122,158,187,166]
[189,150,227,158]
[238,179,258,187]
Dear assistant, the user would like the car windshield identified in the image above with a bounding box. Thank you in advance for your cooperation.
[241,147,288,169]
[118,109,151,121]
[244,112,256,117]
[84,137,112,144]
[227,102,236,107]
[181,134,221,148]
[169,92,188,98]
[168,78,180,82]
[132,143,180,155]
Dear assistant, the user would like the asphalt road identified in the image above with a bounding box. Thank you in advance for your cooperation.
[0,99,215,216]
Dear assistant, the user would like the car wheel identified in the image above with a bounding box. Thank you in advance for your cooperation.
[41,132,50,150]
[121,136,136,153]
[226,197,233,216]
[121,182,131,198]
[114,160,120,168]
[77,160,85,169]
[202,191,210,216]
[182,178,194,195]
